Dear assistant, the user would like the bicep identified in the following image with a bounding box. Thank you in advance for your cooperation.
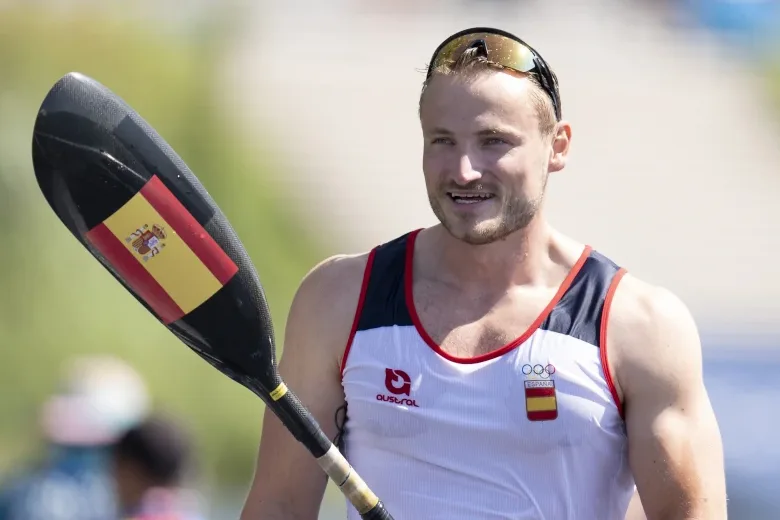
[618,287,727,520]
[626,376,724,519]
[242,342,345,519]
[241,255,364,520]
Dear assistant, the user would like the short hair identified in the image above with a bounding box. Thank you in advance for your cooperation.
[113,415,193,486]
[419,47,558,136]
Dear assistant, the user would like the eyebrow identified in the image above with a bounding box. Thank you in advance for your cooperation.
[476,127,517,137]
[427,127,517,136]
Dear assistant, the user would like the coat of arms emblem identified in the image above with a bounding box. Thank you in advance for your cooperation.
[126,224,167,262]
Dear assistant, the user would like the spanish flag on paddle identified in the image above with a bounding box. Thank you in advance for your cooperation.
[85,175,238,324]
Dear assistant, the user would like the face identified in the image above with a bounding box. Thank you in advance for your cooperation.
[420,70,569,245]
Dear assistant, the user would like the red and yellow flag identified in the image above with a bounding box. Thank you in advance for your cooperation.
[85,175,238,324]
[524,380,558,422]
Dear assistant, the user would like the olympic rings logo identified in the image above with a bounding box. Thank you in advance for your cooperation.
[522,363,556,379]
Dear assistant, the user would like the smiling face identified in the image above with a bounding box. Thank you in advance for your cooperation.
[420,68,564,245]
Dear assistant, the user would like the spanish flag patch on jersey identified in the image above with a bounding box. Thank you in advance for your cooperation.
[524,379,558,422]
[85,175,238,324]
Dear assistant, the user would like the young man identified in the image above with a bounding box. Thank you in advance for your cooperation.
[240,28,727,520]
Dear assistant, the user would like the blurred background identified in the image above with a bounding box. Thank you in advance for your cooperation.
[0,0,778,518]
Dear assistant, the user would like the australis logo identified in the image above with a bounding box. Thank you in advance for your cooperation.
[377,368,420,407]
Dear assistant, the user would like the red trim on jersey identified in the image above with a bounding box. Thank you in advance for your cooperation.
[599,267,627,418]
[340,249,378,377]
[404,229,593,364]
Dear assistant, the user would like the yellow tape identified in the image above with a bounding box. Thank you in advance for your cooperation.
[269,383,288,401]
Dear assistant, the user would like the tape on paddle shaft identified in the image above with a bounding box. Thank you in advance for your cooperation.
[316,445,380,515]
[270,389,332,458]
[269,382,287,401]
[270,386,392,518]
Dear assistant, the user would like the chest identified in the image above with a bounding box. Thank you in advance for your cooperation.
[411,280,559,358]
[341,327,625,456]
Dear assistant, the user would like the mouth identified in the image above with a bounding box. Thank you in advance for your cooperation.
[447,192,496,205]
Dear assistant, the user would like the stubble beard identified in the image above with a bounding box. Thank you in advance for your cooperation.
[428,188,544,246]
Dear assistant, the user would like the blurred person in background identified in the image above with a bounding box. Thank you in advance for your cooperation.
[241,27,726,520]
[0,356,150,520]
[111,414,204,520]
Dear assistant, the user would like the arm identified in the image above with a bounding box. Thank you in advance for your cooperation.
[240,253,369,520]
[608,275,727,520]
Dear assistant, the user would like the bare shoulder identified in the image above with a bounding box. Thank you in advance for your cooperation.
[609,273,697,341]
[284,251,372,369]
[295,252,371,308]
[606,272,702,403]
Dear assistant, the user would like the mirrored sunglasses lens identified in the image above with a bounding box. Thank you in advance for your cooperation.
[433,33,536,73]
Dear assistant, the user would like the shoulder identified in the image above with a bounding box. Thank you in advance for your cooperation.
[293,228,419,309]
[282,251,373,368]
[289,251,372,326]
[609,273,697,340]
[297,252,372,300]
[605,272,703,404]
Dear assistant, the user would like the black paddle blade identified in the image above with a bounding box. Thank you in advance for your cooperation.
[31,72,282,400]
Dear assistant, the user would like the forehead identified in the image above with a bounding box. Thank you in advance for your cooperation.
[420,71,540,133]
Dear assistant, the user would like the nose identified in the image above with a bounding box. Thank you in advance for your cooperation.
[454,153,482,185]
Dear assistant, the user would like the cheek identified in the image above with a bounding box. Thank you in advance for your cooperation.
[492,155,526,183]
[494,149,543,183]
[422,153,446,184]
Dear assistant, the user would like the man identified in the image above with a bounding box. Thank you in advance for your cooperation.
[111,414,203,520]
[0,356,150,520]
[240,27,727,520]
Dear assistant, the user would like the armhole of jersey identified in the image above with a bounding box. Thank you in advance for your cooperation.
[339,248,377,378]
[599,267,628,419]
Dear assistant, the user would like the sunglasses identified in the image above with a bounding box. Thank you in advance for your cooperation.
[426,27,562,121]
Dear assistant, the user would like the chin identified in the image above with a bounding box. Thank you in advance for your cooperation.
[442,220,513,246]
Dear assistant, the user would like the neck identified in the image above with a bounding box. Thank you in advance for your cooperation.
[420,217,554,291]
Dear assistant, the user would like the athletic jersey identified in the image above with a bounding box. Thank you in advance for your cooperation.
[338,229,635,520]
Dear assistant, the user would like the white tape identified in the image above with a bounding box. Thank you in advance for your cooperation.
[316,444,378,514]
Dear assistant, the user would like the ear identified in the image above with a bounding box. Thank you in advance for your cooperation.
[548,121,572,173]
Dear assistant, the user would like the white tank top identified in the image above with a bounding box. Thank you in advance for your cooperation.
[338,230,635,520]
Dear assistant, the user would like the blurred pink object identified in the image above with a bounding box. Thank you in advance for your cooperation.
[137,487,204,518]
[39,355,151,446]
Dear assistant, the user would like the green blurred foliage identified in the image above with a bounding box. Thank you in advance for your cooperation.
[0,5,323,488]
[770,59,780,117]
